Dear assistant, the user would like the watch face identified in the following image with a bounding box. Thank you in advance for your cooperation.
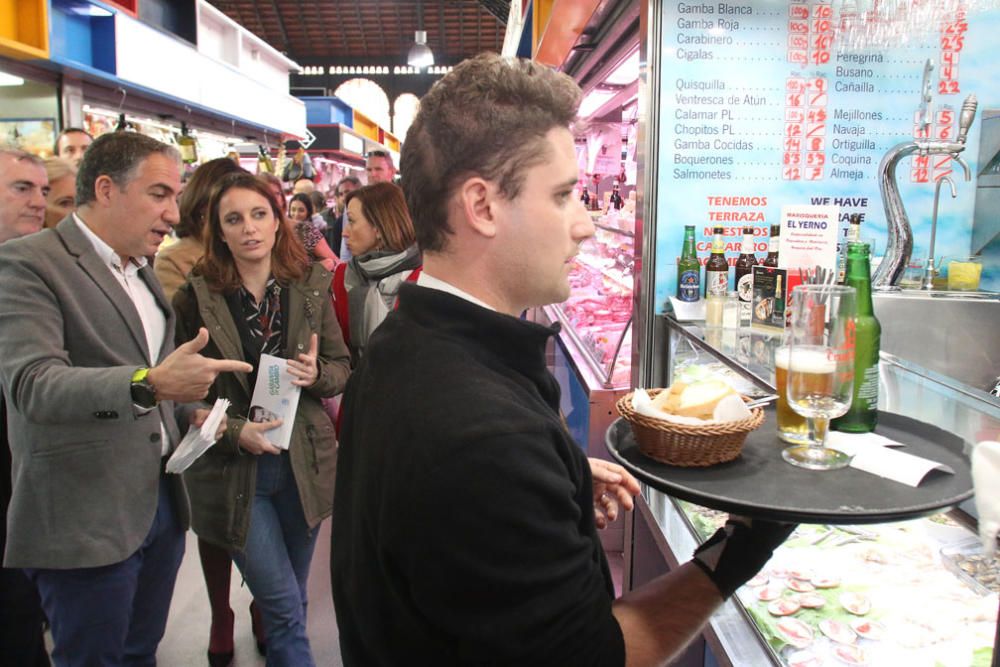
[131,381,157,408]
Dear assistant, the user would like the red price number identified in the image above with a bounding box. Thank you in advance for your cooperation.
[813,3,833,19]
[911,168,930,183]
[783,151,802,165]
[806,151,826,166]
[805,166,824,181]
[784,166,802,180]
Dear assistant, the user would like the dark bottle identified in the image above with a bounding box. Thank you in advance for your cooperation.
[735,226,757,322]
[580,188,591,207]
[833,242,881,433]
[677,225,701,302]
[704,226,729,297]
[763,224,780,267]
[609,184,624,210]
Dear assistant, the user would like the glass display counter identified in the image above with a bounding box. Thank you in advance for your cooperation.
[530,210,636,552]
[624,316,999,667]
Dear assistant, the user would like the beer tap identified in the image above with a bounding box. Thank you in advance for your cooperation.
[921,175,956,290]
[872,84,978,290]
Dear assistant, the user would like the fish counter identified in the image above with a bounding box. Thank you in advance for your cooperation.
[622,316,999,667]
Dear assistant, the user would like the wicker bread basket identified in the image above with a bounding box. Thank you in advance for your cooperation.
[615,389,765,467]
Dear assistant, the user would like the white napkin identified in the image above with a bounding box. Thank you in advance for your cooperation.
[972,440,1000,556]
[631,389,752,425]
[165,398,230,474]
[825,431,955,487]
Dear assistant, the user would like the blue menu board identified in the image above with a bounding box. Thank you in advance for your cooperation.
[654,0,1000,307]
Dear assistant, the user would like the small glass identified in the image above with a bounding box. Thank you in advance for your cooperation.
[705,294,725,328]
[947,256,983,291]
[722,291,740,329]
[899,258,925,289]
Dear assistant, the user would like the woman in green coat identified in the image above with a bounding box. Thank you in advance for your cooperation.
[173,172,350,666]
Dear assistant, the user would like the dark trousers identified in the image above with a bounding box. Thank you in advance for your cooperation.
[0,566,49,666]
[27,473,185,667]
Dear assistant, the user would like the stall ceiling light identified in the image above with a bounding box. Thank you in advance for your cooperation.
[578,89,618,118]
[0,72,25,86]
[605,50,639,86]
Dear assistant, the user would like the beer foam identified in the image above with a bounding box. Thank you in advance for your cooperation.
[778,346,837,374]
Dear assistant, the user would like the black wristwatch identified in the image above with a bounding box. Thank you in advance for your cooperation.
[130,367,158,410]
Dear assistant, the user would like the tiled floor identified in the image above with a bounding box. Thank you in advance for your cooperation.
[154,523,625,666]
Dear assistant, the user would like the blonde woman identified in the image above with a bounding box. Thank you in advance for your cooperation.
[42,158,76,229]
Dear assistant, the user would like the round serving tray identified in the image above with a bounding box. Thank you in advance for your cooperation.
[606,410,974,524]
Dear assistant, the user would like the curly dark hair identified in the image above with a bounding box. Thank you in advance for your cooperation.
[400,53,581,253]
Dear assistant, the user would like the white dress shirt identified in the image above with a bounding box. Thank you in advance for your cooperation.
[74,214,171,454]
[416,272,496,312]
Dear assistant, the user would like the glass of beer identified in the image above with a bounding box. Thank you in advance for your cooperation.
[782,284,857,471]
[774,346,810,445]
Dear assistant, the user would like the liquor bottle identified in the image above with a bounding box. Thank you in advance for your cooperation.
[704,226,729,297]
[833,242,881,432]
[580,187,591,207]
[677,225,701,302]
[772,274,784,326]
[257,145,275,174]
[177,122,198,164]
[763,224,780,267]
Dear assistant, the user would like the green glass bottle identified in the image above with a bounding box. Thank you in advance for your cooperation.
[833,242,881,432]
[677,225,701,302]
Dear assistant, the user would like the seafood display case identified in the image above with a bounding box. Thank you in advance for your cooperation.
[623,316,999,667]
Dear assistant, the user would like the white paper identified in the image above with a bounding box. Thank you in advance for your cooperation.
[669,296,706,322]
[165,398,230,474]
[825,431,955,487]
[249,353,301,450]
[778,204,840,272]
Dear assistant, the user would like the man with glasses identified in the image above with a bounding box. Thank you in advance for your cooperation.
[365,150,396,185]
[324,175,361,261]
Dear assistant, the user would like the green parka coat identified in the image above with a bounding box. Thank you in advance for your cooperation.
[172,265,350,550]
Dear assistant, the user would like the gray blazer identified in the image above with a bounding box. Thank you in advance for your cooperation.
[0,216,190,569]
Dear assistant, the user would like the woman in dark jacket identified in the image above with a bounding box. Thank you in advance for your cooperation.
[173,172,350,666]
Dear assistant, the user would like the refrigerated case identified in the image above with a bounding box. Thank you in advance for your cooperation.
[530,211,636,550]
[622,316,998,666]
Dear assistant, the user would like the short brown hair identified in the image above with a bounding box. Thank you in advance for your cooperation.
[400,53,581,252]
[345,182,415,252]
[198,172,307,293]
[175,158,246,239]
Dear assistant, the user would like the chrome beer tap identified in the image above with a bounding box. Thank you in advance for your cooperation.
[872,78,978,290]
[921,175,956,290]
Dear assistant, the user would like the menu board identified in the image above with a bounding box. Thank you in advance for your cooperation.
[654,0,1000,308]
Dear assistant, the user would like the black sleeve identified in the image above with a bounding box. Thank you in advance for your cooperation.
[391,429,626,666]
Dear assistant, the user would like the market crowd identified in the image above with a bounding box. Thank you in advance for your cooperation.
[0,53,792,667]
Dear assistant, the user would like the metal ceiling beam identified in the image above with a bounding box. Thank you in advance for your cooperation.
[267,0,291,53]
[374,2,387,55]
[355,1,369,58]
[293,0,309,55]
[437,0,447,61]
[248,0,266,38]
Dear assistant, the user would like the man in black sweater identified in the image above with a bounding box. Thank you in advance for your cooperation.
[330,54,792,666]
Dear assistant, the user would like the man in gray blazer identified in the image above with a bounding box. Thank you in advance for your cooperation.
[0,132,252,665]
